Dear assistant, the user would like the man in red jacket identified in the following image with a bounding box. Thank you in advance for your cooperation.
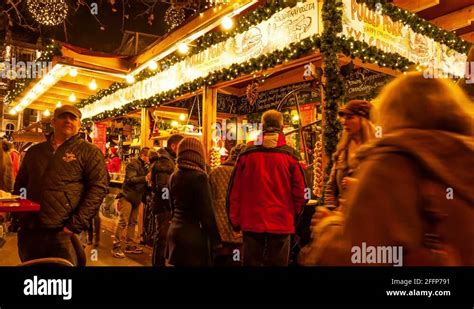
[227,110,308,266]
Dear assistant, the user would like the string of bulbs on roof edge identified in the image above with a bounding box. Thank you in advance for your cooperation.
[8,1,256,115]
[130,0,258,79]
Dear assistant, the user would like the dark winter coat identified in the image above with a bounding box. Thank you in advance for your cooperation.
[227,132,308,234]
[0,143,13,192]
[150,147,176,214]
[167,169,220,266]
[121,158,148,207]
[13,134,108,233]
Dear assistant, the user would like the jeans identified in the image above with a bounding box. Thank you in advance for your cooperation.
[243,232,291,266]
[152,211,172,266]
[18,229,81,266]
[113,198,139,249]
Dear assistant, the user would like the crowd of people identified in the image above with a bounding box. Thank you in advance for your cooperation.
[0,71,472,266]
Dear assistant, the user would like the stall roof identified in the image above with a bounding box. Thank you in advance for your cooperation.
[10,0,258,114]
[391,0,474,42]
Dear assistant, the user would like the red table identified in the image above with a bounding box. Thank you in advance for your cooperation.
[0,199,40,212]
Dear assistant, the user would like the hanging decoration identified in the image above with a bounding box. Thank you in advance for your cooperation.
[246,81,259,107]
[209,147,221,169]
[312,134,324,199]
[165,4,186,30]
[27,0,68,26]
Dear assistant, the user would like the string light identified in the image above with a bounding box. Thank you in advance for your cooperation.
[69,93,76,102]
[56,101,62,108]
[27,0,68,26]
[148,61,158,71]
[126,75,135,84]
[69,68,78,77]
[177,43,189,54]
[89,79,97,90]
[43,109,51,117]
[222,16,234,30]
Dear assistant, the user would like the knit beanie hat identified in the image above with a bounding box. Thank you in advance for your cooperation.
[338,100,372,119]
[177,137,206,173]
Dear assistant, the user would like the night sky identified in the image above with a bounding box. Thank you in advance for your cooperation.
[5,0,197,54]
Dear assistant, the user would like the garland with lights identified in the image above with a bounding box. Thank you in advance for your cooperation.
[77,0,305,109]
[336,36,412,70]
[319,0,345,205]
[355,0,471,54]
[82,34,322,123]
[4,42,62,105]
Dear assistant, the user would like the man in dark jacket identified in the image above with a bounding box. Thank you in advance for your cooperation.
[112,147,150,258]
[227,109,308,266]
[149,134,183,266]
[13,105,108,266]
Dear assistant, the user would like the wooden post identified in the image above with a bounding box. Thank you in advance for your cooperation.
[140,107,153,149]
[202,87,217,163]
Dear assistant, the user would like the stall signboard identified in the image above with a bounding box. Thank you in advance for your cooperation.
[93,123,107,155]
[81,0,320,119]
[238,81,320,115]
[344,67,393,100]
[340,0,467,77]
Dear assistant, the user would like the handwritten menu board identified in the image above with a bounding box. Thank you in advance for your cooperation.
[344,68,393,100]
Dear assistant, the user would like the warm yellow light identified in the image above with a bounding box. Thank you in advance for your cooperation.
[69,93,76,102]
[69,68,78,77]
[89,79,97,90]
[126,75,135,84]
[56,101,62,108]
[9,109,17,115]
[171,120,179,127]
[179,113,186,121]
[177,43,189,54]
[43,109,50,117]
[292,114,300,122]
[222,16,234,30]
[14,106,21,112]
[148,61,158,71]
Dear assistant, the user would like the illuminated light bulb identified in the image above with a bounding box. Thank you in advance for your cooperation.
[126,75,135,84]
[179,113,186,121]
[292,114,300,122]
[44,75,55,84]
[177,43,189,54]
[148,61,158,71]
[43,109,50,117]
[56,101,62,108]
[69,93,76,102]
[9,109,17,115]
[171,120,179,127]
[222,16,234,30]
[14,106,21,112]
[69,68,78,77]
[89,79,97,90]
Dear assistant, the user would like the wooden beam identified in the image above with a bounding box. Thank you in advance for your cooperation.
[53,81,97,96]
[218,86,245,96]
[338,54,401,77]
[215,52,323,90]
[202,87,217,162]
[431,5,474,31]
[60,47,130,73]
[392,0,439,13]
[60,75,114,89]
[43,88,91,100]
[461,32,474,43]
